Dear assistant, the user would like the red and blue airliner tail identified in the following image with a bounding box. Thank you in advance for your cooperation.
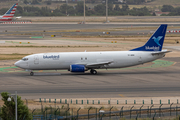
[0,3,18,21]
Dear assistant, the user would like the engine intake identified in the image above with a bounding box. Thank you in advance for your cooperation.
[70,64,86,72]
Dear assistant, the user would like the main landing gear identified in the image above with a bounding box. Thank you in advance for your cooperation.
[30,72,34,76]
[90,69,97,75]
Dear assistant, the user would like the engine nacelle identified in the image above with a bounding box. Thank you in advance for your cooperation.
[70,64,86,72]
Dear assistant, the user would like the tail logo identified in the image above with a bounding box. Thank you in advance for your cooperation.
[153,36,163,46]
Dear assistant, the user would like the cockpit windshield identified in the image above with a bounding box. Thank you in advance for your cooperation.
[22,58,28,61]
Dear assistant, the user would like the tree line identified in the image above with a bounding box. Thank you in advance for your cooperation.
[161,5,180,16]
[23,0,147,5]
[0,0,17,1]
[0,2,152,16]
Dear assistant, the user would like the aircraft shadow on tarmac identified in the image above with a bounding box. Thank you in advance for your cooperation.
[15,70,178,76]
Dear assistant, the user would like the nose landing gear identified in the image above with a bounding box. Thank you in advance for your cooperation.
[30,72,34,76]
[90,69,97,75]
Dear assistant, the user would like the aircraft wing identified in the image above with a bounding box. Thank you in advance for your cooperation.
[86,61,113,68]
[151,50,171,55]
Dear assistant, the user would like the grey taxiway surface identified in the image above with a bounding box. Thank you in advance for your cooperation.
[0,23,180,32]
[0,23,180,37]
[0,57,179,99]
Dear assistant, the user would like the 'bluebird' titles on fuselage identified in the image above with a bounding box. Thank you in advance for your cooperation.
[43,55,60,60]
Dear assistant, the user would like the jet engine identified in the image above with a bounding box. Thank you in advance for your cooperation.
[70,64,86,72]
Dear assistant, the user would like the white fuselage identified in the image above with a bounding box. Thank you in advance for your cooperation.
[15,51,165,71]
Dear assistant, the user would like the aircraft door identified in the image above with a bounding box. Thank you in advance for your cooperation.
[34,55,39,64]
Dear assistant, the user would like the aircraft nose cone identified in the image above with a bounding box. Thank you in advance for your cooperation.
[14,61,20,67]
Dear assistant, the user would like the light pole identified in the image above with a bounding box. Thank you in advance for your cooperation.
[7,91,17,120]
[84,0,86,24]
[106,0,108,23]
[66,0,68,4]
[66,0,68,16]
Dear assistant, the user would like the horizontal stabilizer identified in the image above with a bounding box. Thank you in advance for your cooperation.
[151,50,171,55]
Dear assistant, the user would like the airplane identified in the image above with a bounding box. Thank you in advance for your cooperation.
[0,3,18,22]
[15,16,22,19]
[15,24,170,76]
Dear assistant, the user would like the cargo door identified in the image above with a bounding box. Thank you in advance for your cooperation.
[34,55,39,64]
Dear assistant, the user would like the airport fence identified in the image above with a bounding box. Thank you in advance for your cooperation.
[31,98,180,120]
[30,105,180,120]
[38,98,179,106]
[1,98,180,120]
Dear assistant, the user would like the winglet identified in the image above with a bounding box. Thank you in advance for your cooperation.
[130,24,167,51]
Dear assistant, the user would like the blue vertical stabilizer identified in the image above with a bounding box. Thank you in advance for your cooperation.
[130,24,167,51]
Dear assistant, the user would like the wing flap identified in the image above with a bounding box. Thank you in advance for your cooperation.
[86,61,113,68]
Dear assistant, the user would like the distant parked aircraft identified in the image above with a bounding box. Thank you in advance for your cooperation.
[15,24,170,76]
[0,3,20,22]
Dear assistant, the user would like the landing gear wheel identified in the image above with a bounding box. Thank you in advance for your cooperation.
[90,69,97,75]
[90,69,93,74]
[30,72,34,76]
